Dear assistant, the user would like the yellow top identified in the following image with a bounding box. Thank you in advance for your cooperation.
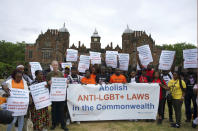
[168,79,186,99]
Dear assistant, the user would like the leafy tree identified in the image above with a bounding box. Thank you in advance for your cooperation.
[156,42,196,66]
[0,40,25,78]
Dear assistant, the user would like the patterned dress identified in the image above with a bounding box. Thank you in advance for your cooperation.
[30,80,50,130]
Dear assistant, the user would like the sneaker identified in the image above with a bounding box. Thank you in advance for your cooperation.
[171,123,180,128]
[61,126,69,131]
[192,121,197,128]
[175,123,180,128]
[76,121,80,124]
[66,119,70,125]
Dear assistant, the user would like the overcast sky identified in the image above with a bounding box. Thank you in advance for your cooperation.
[0,0,197,48]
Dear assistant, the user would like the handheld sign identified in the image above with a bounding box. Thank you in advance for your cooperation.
[50,77,67,101]
[118,53,129,71]
[66,49,78,62]
[105,51,118,68]
[183,49,198,68]
[29,62,42,79]
[90,51,101,65]
[29,82,51,110]
[137,45,153,67]
[78,55,90,73]
[7,88,29,116]
[158,50,175,70]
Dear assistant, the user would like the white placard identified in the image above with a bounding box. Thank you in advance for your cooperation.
[137,45,153,67]
[78,55,90,73]
[66,49,78,62]
[158,50,175,70]
[90,51,101,65]
[29,82,51,110]
[183,48,198,68]
[106,54,117,68]
[7,88,29,116]
[29,62,42,79]
[61,62,72,69]
[50,77,67,101]
[118,53,129,71]
[106,51,118,55]
[67,83,160,121]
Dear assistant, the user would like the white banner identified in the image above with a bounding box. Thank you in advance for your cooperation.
[67,83,160,121]
[78,55,90,73]
[50,77,67,101]
[137,45,153,67]
[29,62,42,79]
[183,48,198,68]
[66,49,78,62]
[158,50,175,70]
[118,53,129,71]
[29,82,51,110]
[90,51,101,65]
[7,88,29,116]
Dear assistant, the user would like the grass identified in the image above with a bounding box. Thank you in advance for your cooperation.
[0,79,197,131]
[0,104,197,131]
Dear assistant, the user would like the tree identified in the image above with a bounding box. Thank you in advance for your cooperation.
[156,42,196,66]
[0,40,25,78]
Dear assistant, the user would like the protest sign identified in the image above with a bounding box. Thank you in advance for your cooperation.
[67,83,160,121]
[29,62,42,79]
[158,50,175,70]
[183,49,198,68]
[137,45,153,67]
[66,49,78,62]
[29,82,51,110]
[78,55,90,73]
[90,51,101,65]
[105,51,118,68]
[50,77,67,101]
[7,88,29,116]
[118,53,129,71]
[61,62,72,70]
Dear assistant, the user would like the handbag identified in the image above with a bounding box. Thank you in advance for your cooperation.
[0,109,13,124]
[167,80,178,101]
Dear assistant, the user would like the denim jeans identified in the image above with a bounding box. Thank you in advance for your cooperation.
[7,115,24,131]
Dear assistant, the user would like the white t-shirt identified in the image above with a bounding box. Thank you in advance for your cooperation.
[162,72,173,85]
[130,78,136,83]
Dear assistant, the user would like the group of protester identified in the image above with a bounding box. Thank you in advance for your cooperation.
[0,52,198,131]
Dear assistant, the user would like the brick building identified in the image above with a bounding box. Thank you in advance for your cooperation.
[25,23,161,69]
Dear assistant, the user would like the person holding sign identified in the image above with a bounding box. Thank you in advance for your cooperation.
[29,70,50,131]
[81,70,96,84]
[46,60,68,131]
[109,68,127,84]
[5,69,29,131]
[137,68,151,83]
[152,70,168,124]
[136,52,154,79]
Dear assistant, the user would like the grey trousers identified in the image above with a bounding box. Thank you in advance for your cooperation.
[172,99,183,124]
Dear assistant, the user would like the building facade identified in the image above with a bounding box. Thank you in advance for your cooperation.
[25,24,161,69]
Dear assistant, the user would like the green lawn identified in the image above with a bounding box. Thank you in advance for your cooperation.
[0,79,197,131]
[0,103,197,131]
